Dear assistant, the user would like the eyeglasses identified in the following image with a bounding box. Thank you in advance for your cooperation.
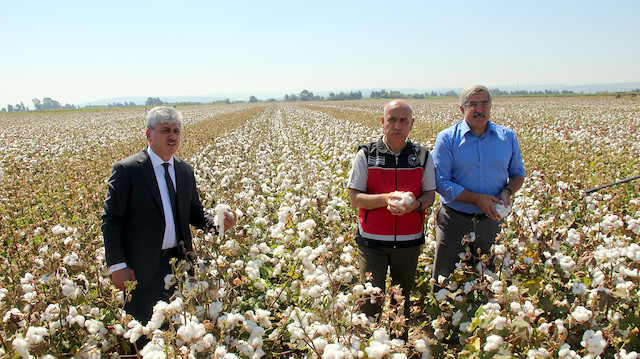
[463,101,491,109]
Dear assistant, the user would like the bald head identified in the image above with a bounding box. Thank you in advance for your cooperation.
[381,99,415,153]
[384,99,414,119]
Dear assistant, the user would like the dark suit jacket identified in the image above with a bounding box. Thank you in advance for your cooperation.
[102,149,215,289]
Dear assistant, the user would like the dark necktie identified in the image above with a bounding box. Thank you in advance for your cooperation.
[162,162,181,244]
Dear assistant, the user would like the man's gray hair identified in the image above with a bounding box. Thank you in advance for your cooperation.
[146,106,183,130]
[459,85,492,106]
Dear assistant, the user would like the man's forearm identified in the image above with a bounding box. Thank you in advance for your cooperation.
[502,176,525,195]
[349,189,389,210]
[455,189,484,205]
[412,190,435,211]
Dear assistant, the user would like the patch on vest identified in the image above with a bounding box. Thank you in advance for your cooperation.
[408,154,420,166]
[368,155,385,167]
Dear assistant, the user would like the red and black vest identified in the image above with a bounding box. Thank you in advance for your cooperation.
[357,138,429,248]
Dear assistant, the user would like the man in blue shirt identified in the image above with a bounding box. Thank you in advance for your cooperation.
[432,85,525,284]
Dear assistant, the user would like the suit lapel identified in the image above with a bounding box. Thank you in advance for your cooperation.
[137,150,163,211]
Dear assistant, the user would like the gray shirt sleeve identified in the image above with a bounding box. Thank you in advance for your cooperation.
[346,149,368,192]
[423,154,436,192]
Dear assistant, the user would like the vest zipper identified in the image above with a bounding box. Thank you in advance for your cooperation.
[394,156,398,247]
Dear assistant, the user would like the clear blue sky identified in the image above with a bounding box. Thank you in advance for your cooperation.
[2,0,639,106]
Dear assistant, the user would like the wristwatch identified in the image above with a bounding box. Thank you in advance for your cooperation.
[413,199,423,212]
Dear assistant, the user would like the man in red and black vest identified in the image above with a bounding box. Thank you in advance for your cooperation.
[347,99,436,325]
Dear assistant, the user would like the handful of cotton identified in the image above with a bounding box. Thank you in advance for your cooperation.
[388,191,414,211]
[214,204,234,238]
[494,202,512,220]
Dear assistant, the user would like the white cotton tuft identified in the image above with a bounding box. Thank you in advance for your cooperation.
[494,203,512,219]
[484,334,503,351]
[389,191,414,211]
[214,204,232,238]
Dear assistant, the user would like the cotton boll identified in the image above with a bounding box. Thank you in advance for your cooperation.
[389,191,414,211]
[322,343,346,359]
[491,280,504,294]
[494,203,512,219]
[51,224,67,235]
[414,339,429,353]
[313,338,328,352]
[484,334,503,351]
[570,306,592,323]
[25,326,48,345]
[12,337,30,358]
[214,204,233,237]
[365,341,391,359]
[581,330,607,355]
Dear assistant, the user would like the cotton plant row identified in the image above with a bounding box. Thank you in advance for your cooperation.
[166,105,426,357]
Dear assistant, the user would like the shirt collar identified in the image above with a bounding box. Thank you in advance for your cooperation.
[381,135,409,155]
[147,146,174,168]
[461,120,497,137]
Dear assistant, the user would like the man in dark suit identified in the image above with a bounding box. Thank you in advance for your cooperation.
[102,106,236,323]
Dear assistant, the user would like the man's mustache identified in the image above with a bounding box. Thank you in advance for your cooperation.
[473,112,486,118]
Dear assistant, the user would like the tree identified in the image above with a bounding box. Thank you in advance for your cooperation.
[249,95,258,103]
[32,98,43,110]
[7,104,14,112]
[11,103,26,112]
[327,91,362,101]
[145,97,165,106]
[299,90,314,101]
[491,88,508,96]
[33,97,64,110]
[42,97,61,110]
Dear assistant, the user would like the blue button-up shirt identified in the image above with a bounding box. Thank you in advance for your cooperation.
[433,120,525,214]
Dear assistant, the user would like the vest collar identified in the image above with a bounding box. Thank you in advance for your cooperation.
[376,137,414,156]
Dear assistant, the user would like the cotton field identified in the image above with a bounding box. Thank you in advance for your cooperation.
[0,96,638,358]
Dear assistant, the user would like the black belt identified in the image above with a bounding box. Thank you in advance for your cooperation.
[161,247,181,258]
[444,205,487,219]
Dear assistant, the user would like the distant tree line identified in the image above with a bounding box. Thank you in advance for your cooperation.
[279,89,459,102]
[327,91,363,101]
[281,90,363,102]
[369,89,459,99]
[1,102,28,112]
[4,88,639,112]
[32,97,76,110]
[490,89,575,96]
[283,90,324,102]
[107,101,137,108]
[2,97,77,112]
